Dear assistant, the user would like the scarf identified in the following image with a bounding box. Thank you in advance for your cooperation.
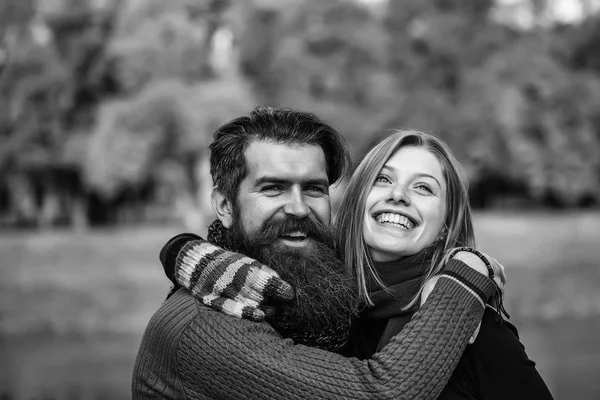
[207,219,234,250]
[361,249,434,320]
[344,249,434,357]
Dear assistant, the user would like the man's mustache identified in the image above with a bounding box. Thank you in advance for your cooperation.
[244,215,335,248]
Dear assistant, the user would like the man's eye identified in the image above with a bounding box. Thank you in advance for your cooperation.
[262,185,283,193]
[306,186,327,194]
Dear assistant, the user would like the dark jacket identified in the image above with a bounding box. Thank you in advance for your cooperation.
[439,307,554,400]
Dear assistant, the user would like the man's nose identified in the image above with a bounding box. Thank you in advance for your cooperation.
[389,184,411,205]
[283,190,310,219]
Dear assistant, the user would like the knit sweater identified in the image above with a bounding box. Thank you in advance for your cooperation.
[132,259,495,400]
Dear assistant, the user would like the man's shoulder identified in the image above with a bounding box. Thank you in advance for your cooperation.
[133,289,209,399]
[140,288,281,352]
[144,288,211,337]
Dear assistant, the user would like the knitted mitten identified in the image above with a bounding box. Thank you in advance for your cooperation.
[175,239,295,321]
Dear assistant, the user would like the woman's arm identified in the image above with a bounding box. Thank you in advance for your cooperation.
[175,260,496,399]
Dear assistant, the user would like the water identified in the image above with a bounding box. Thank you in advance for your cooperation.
[518,318,600,400]
[2,333,140,400]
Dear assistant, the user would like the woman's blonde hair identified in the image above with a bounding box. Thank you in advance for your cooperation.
[336,130,476,308]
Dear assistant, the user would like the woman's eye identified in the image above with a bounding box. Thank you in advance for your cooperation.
[375,175,391,184]
[416,184,433,193]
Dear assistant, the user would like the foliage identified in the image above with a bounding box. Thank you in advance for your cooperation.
[83,0,254,208]
[2,0,600,227]
[0,0,119,173]
[85,78,254,198]
[229,0,600,207]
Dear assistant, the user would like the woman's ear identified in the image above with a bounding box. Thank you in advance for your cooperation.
[211,189,233,229]
[437,230,447,242]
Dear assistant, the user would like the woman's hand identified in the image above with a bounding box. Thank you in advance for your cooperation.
[161,235,295,321]
[176,239,296,321]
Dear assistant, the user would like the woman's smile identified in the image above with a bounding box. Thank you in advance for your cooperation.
[373,212,419,230]
[363,146,447,262]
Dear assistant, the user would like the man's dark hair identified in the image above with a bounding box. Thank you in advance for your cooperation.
[209,106,350,201]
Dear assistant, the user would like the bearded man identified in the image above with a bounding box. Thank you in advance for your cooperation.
[132,106,496,400]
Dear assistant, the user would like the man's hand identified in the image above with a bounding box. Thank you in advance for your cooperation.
[478,251,506,294]
[451,251,489,277]
[435,247,509,342]
[450,249,506,292]
[172,239,295,322]
[432,248,504,344]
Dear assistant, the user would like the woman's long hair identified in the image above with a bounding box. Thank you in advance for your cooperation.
[335,130,475,308]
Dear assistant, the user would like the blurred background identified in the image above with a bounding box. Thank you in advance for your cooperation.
[1,0,600,398]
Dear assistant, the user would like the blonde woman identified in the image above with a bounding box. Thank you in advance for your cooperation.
[335,130,552,399]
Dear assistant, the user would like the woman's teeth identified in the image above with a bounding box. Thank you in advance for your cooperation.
[376,213,415,229]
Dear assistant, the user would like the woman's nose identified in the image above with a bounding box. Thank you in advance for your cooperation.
[389,185,411,205]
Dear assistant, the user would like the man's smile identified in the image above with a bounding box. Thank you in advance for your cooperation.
[278,231,313,247]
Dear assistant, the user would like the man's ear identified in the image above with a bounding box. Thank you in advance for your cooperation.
[211,188,233,229]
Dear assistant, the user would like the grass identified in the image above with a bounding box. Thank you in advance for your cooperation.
[1,211,600,399]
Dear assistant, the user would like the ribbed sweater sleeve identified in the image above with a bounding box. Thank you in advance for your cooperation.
[176,259,496,400]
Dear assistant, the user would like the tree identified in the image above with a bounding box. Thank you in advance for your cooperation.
[85,78,255,229]
[0,0,123,227]
[464,36,600,206]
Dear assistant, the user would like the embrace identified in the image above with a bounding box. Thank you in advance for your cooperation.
[132,106,553,399]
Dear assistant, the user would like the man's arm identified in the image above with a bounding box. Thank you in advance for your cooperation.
[176,260,496,400]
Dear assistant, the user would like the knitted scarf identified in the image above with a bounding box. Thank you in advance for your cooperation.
[207,219,234,250]
[342,250,434,358]
[361,249,433,320]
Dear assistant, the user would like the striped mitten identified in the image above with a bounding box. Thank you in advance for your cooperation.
[175,239,295,321]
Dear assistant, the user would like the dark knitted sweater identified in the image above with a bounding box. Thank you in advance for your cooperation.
[132,260,496,400]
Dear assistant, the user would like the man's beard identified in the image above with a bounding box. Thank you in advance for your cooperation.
[230,212,358,352]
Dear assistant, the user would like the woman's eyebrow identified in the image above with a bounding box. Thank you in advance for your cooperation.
[415,173,442,187]
[381,165,442,187]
